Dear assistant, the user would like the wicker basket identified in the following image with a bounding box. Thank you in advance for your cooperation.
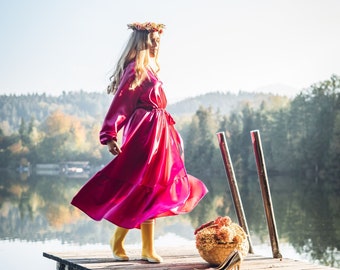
[197,238,249,266]
[195,217,249,266]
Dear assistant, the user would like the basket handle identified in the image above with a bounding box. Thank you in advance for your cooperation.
[194,220,217,234]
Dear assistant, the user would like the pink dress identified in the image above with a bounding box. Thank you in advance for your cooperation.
[71,62,208,229]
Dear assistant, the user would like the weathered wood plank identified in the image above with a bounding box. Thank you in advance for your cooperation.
[241,255,329,269]
[43,248,338,270]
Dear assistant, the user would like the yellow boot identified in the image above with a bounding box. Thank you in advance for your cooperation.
[141,219,163,263]
[110,226,129,261]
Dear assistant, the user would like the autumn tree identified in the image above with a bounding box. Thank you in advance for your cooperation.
[36,110,89,162]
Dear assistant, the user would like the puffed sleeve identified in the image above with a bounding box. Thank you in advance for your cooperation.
[99,62,140,144]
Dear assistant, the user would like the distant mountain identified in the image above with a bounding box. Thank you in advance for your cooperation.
[167,91,290,116]
[253,83,299,97]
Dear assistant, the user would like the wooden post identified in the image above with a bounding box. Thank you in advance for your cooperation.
[216,132,254,254]
[250,130,282,259]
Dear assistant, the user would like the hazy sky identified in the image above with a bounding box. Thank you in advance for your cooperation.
[1,0,339,102]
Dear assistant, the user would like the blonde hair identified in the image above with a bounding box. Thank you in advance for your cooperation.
[107,30,160,94]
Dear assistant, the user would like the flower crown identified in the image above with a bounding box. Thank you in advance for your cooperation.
[127,22,165,34]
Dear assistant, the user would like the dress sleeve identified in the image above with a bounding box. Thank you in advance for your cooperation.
[99,62,140,144]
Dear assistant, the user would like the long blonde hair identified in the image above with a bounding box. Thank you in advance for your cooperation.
[107,30,160,94]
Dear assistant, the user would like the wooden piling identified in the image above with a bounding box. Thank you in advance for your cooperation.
[216,131,254,254]
[250,130,282,259]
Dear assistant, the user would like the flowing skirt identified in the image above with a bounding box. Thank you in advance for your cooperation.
[71,108,208,229]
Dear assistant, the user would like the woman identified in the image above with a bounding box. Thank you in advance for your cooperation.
[71,22,208,263]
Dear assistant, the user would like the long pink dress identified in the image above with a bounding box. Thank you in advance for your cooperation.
[71,62,208,229]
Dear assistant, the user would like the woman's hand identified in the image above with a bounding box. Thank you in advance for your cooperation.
[107,140,122,155]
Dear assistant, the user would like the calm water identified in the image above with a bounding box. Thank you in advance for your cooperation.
[0,169,339,269]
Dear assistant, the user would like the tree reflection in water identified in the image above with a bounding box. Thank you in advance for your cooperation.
[0,170,339,268]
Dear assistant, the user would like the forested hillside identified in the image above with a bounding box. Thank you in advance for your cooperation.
[0,90,289,134]
[0,75,339,188]
[0,91,112,134]
[167,91,290,116]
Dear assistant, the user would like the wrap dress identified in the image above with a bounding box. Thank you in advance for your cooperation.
[71,61,208,229]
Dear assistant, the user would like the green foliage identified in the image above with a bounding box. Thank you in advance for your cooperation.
[0,76,339,186]
[182,75,339,187]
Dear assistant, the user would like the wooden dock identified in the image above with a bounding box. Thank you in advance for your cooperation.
[43,247,338,270]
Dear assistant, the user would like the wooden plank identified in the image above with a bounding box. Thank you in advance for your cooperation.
[43,249,338,270]
[241,255,330,269]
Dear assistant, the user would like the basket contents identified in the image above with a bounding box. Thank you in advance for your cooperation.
[195,216,249,266]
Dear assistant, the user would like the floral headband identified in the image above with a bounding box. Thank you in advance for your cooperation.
[127,22,165,34]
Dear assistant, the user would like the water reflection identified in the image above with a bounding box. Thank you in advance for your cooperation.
[0,170,339,268]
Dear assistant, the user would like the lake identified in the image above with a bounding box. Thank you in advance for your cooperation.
[0,169,339,269]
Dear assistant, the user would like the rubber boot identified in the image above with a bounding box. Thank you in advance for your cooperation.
[110,226,129,261]
[141,219,163,263]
